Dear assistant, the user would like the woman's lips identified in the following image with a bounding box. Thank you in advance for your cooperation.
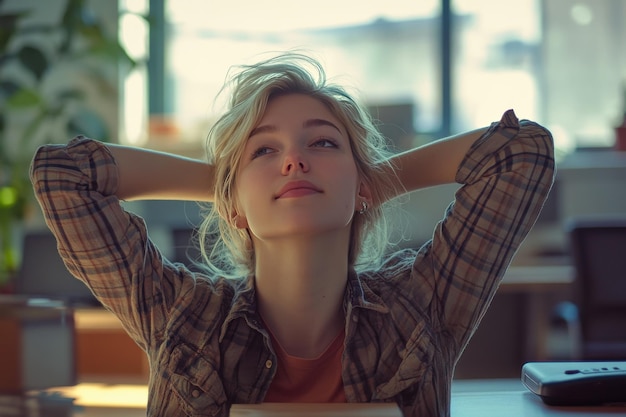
[275,180,322,199]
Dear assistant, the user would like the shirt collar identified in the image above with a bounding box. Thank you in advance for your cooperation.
[345,268,390,314]
[219,276,261,342]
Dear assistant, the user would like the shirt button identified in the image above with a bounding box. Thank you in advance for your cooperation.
[265,359,273,369]
[191,389,200,398]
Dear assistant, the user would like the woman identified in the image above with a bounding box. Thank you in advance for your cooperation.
[30,53,555,417]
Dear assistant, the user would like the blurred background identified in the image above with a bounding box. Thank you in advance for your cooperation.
[1,0,626,403]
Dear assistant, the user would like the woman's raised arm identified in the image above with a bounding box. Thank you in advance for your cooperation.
[107,143,215,202]
[388,127,488,196]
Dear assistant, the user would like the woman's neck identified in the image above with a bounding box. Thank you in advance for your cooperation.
[253,233,349,358]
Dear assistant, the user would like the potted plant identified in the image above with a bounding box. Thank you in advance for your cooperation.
[0,0,137,289]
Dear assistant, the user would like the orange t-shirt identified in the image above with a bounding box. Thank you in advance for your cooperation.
[264,327,346,403]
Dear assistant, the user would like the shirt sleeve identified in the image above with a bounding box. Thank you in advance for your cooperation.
[29,137,192,350]
[399,109,555,357]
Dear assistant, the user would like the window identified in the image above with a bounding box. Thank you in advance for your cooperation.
[453,0,541,129]
[453,0,626,154]
[119,0,150,145]
[122,0,626,154]
[159,0,440,151]
[540,0,626,151]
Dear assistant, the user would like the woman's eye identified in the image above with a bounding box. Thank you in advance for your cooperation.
[251,146,273,159]
[311,138,338,148]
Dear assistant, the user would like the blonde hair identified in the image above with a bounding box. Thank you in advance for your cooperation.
[198,52,401,278]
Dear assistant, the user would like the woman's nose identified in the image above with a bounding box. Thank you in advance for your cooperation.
[281,149,309,175]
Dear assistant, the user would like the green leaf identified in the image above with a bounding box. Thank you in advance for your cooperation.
[17,45,48,81]
[0,12,28,52]
[87,39,136,69]
[56,88,85,102]
[78,20,106,45]
[0,80,20,100]
[0,113,5,164]
[0,186,18,208]
[0,30,12,54]
[60,0,83,53]
[6,88,42,108]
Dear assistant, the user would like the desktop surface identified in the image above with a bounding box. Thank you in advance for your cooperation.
[452,389,626,417]
[3,380,625,417]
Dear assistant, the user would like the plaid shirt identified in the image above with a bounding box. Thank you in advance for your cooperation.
[30,110,554,417]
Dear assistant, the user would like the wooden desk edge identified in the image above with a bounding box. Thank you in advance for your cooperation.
[499,265,574,293]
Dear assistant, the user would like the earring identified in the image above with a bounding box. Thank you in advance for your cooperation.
[358,201,368,215]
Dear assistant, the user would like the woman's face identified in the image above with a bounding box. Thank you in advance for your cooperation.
[234,93,363,241]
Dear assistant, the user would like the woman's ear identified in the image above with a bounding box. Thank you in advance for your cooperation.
[230,197,249,229]
[355,180,373,211]
[231,213,248,229]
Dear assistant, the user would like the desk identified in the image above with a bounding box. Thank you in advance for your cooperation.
[73,309,149,379]
[452,390,626,417]
[6,381,626,417]
[500,265,574,293]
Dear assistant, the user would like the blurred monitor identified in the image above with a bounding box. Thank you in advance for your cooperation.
[16,230,100,307]
[571,220,626,307]
[567,217,626,359]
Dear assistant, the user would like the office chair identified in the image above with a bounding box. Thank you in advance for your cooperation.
[561,216,626,360]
